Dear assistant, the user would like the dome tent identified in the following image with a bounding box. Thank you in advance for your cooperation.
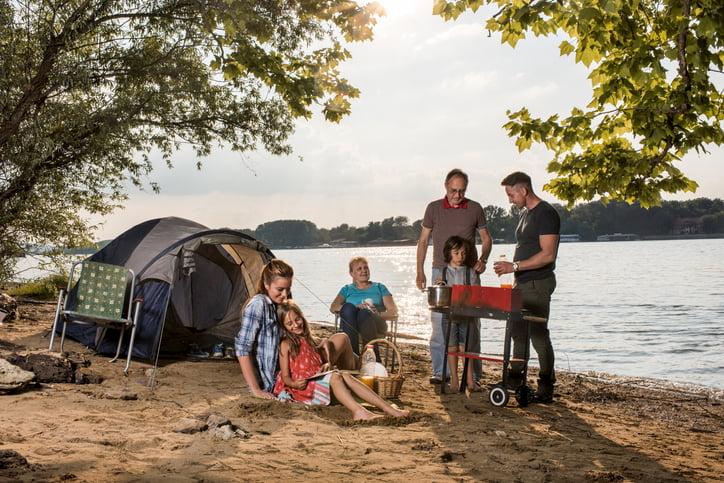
[61,217,274,360]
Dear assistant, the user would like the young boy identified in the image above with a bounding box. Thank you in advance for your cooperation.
[437,236,482,392]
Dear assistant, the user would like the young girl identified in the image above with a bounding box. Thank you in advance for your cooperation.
[236,260,359,399]
[273,300,409,421]
[437,236,482,393]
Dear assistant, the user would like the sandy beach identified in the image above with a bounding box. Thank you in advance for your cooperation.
[1,301,722,482]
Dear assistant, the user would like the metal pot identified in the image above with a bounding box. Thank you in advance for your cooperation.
[425,285,452,308]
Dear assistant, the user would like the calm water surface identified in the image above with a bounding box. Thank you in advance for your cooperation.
[277,240,724,389]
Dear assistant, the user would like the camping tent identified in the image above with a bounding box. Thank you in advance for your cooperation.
[62,217,274,360]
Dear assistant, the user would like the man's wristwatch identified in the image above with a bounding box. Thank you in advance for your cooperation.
[512,261,520,272]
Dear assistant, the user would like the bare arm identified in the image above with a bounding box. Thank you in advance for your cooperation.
[473,227,493,273]
[493,234,559,275]
[237,355,274,399]
[279,340,306,390]
[380,294,398,321]
[416,226,432,289]
[329,293,345,314]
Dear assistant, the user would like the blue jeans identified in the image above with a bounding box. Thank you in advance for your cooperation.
[429,267,483,379]
[338,303,387,355]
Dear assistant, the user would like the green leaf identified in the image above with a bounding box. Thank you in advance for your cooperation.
[432,0,448,16]
[559,40,575,56]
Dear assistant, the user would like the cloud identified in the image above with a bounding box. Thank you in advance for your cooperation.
[438,70,499,92]
[519,81,558,100]
[424,23,485,46]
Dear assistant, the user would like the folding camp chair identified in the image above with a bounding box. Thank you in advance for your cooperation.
[333,311,399,345]
[48,261,142,374]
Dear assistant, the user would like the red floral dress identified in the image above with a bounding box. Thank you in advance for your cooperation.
[273,338,332,405]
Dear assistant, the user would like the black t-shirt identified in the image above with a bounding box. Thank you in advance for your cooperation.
[514,200,560,283]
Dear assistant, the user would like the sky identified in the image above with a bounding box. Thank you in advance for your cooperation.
[90,0,724,240]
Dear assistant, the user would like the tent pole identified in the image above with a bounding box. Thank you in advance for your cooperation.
[148,284,173,391]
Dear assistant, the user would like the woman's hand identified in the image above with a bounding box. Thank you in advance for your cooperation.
[249,387,275,399]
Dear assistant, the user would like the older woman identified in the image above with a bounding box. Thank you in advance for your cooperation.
[330,256,398,355]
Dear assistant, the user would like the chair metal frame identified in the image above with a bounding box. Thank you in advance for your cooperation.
[333,311,398,345]
[48,261,142,374]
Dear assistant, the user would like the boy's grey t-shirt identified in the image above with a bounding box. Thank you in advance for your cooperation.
[443,265,480,286]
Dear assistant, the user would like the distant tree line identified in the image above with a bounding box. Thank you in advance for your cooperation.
[242,198,724,248]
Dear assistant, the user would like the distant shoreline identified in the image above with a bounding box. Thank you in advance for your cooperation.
[271,233,724,250]
[17,232,724,256]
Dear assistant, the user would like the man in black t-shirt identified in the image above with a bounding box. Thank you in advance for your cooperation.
[494,172,560,403]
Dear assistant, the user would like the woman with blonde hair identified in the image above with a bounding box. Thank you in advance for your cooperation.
[330,256,398,354]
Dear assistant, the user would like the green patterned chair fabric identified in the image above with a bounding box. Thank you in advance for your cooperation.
[74,262,129,320]
[49,260,140,374]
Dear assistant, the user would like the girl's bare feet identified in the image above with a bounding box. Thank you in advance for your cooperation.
[388,407,410,418]
[353,408,383,421]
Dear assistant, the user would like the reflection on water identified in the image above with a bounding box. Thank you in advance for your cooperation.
[278,239,724,389]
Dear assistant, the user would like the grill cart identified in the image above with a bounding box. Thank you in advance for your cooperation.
[430,285,546,407]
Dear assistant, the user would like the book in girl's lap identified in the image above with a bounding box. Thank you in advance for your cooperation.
[273,301,410,421]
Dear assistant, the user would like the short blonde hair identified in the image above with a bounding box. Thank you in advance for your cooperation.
[348,256,368,272]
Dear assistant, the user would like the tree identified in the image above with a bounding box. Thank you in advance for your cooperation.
[483,204,516,241]
[0,0,383,280]
[254,220,319,248]
[434,0,723,207]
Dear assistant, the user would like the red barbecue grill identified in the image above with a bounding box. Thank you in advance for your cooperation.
[430,285,546,407]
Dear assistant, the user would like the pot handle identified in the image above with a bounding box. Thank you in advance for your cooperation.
[421,281,448,292]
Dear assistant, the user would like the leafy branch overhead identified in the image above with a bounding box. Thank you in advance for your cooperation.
[0,0,384,282]
[434,0,723,207]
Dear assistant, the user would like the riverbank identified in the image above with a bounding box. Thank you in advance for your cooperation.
[1,301,722,482]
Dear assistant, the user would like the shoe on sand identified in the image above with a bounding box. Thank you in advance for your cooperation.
[532,387,554,404]
[211,343,224,358]
[187,344,209,359]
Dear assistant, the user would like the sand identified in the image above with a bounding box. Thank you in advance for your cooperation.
[1,301,722,482]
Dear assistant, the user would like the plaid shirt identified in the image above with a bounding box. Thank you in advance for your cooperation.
[235,294,280,392]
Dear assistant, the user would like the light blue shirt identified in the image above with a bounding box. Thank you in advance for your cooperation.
[337,282,392,310]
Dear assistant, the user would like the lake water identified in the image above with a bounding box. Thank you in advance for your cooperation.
[275,240,724,390]
[11,240,724,389]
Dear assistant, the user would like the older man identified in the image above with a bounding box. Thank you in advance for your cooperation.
[494,171,560,403]
[416,169,492,384]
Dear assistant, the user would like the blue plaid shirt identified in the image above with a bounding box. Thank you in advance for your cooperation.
[235,294,280,392]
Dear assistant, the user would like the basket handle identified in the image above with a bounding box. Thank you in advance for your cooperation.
[364,338,403,377]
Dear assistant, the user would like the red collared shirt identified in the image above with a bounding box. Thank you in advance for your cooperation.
[443,197,469,209]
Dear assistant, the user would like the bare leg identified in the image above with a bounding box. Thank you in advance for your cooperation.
[329,372,380,421]
[341,373,410,418]
[463,343,476,390]
[448,346,459,392]
[327,333,359,370]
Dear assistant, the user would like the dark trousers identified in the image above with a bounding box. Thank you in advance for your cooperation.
[339,303,388,355]
[512,274,556,386]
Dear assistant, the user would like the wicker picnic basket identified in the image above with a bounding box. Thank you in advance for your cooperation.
[362,338,405,399]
